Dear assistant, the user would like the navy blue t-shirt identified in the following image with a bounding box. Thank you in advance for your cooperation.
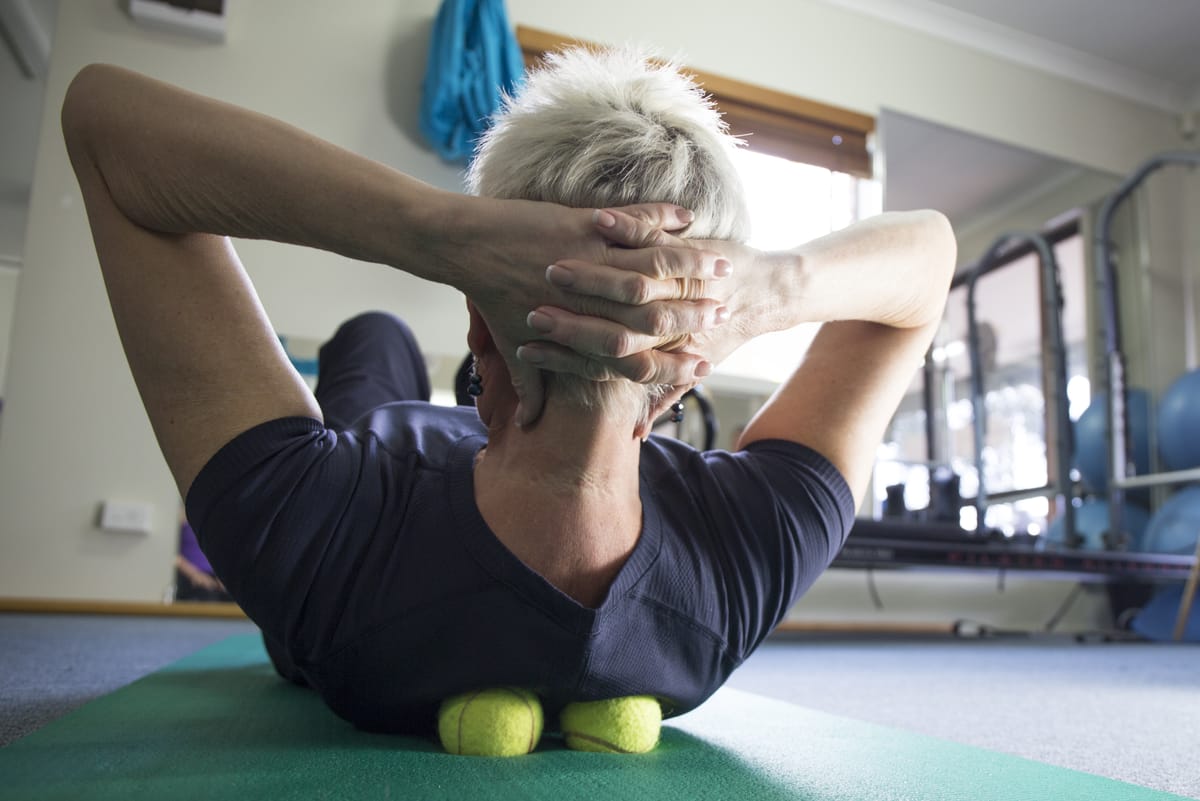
[185,402,854,733]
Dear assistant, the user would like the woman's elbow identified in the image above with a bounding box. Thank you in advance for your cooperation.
[919,209,958,279]
[61,63,122,160]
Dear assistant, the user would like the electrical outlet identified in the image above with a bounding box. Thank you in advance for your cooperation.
[98,501,154,534]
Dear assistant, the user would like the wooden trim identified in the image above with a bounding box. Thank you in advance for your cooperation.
[683,70,874,136]
[0,597,248,619]
[718,99,872,177]
[515,25,874,177]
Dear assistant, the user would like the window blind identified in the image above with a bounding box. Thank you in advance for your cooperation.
[516,26,875,178]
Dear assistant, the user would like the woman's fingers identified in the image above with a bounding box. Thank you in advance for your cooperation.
[528,301,727,352]
[517,341,712,386]
[593,205,674,248]
[526,308,660,358]
[548,251,729,303]
[592,209,731,282]
[604,202,696,233]
[547,261,676,304]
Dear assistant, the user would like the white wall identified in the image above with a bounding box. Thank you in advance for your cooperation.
[0,47,50,260]
[0,0,1188,612]
[507,0,1181,175]
[1188,164,1200,371]
[0,0,469,601]
[0,265,17,397]
[1139,167,1199,394]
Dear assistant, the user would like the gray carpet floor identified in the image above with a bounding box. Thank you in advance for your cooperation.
[726,634,1200,798]
[1,613,1197,798]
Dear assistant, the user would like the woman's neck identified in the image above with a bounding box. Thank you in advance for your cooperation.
[472,401,644,608]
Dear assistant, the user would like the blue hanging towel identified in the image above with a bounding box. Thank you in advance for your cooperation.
[419,0,525,163]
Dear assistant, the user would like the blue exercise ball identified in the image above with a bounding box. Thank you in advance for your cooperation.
[1073,389,1152,495]
[1142,485,1200,555]
[1044,498,1151,550]
[1157,369,1200,471]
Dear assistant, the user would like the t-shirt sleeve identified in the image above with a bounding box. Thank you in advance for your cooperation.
[183,416,373,656]
[699,439,856,659]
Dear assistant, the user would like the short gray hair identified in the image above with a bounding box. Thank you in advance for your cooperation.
[468,47,750,422]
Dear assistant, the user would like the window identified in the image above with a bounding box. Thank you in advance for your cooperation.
[515,26,874,179]
[515,26,880,388]
[718,150,880,383]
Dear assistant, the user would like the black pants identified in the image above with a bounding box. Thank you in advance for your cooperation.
[314,311,432,429]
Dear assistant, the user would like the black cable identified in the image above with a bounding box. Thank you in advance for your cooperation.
[866,568,885,611]
[1043,584,1084,632]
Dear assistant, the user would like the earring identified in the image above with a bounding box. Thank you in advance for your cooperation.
[467,359,484,397]
[670,401,684,424]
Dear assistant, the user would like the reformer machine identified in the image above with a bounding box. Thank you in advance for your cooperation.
[836,161,1199,591]
[1094,152,1200,638]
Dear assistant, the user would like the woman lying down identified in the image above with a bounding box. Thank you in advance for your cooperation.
[61,47,954,754]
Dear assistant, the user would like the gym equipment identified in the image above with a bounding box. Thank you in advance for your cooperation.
[1073,389,1152,495]
[1156,368,1200,471]
[1094,151,1200,639]
[0,635,1183,801]
[880,467,962,525]
[1142,485,1200,555]
[835,154,1200,625]
[1132,584,1200,642]
[651,385,718,451]
[965,231,1074,539]
[1093,151,1200,507]
[677,385,718,451]
[1044,498,1151,551]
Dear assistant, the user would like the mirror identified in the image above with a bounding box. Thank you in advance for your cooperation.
[868,109,1122,533]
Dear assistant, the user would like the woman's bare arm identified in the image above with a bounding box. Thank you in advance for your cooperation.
[734,211,956,507]
[61,64,731,493]
[519,210,958,506]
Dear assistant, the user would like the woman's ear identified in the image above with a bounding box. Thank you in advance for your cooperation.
[465,300,494,357]
[634,385,693,440]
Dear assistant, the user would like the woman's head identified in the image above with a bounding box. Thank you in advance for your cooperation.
[469,47,750,240]
[467,47,750,427]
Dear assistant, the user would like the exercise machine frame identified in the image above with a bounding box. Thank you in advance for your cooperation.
[1095,151,1200,639]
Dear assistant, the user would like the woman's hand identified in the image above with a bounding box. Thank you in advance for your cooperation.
[444,197,738,425]
[510,208,791,387]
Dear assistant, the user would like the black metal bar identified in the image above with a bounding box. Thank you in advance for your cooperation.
[950,216,1080,290]
[835,527,1195,583]
[965,232,1074,542]
[963,484,1056,505]
[1094,152,1200,540]
[922,347,938,463]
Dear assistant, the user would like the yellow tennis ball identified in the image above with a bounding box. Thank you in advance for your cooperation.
[560,695,661,754]
[437,688,543,757]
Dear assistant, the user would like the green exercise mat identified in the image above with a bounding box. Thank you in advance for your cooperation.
[0,634,1187,801]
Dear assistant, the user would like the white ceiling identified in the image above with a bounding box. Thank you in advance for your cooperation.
[879,109,1091,233]
[1,1,1194,258]
[930,0,1200,88]
[834,0,1200,241]
[824,0,1200,112]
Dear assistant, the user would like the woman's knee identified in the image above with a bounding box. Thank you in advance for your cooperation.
[332,311,417,346]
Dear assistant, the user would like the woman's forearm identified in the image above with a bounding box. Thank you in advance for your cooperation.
[61,64,464,285]
[61,64,734,417]
[504,209,957,382]
[771,210,957,331]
